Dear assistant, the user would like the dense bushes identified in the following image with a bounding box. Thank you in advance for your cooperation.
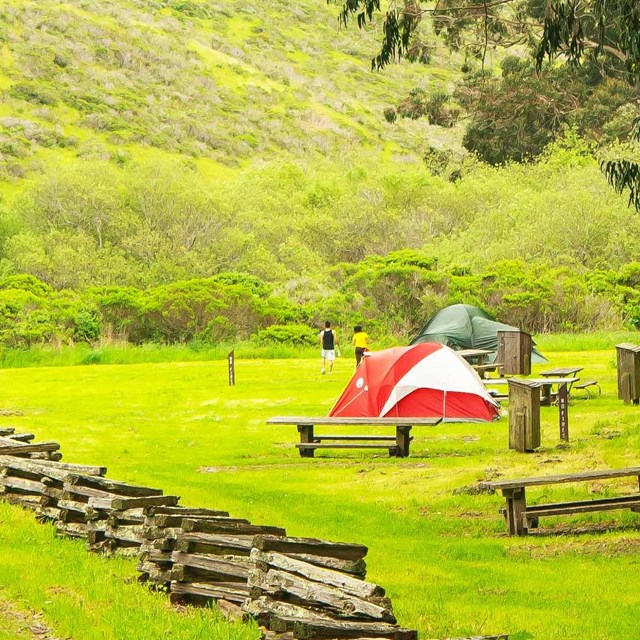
[0,254,638,349]
[2,136,640,347]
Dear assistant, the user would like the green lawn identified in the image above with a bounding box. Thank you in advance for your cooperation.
[1,348,640,639]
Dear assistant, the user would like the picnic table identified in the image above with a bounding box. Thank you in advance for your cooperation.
[480,466,640,535]
[457,348,493,364]
[266,416,442,458]
[483,377,578,403]
[456,349,503,378]
[539,367,583,403]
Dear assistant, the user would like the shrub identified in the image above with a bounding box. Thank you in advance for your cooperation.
[9,83,58,106]
[254,324,317,346]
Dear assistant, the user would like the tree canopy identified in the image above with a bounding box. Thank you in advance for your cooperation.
[337,0,640,207]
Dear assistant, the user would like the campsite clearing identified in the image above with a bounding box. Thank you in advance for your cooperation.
[0,342,639,639]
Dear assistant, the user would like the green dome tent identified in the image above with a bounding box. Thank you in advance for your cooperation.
[410,303,547,363]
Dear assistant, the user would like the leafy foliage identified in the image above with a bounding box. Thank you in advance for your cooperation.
[601,117,640,210]
[336,0,640,207]
[454,59,636,164]
[254,324,318,346]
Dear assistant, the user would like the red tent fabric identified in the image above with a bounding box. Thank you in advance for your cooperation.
[330,343,499,422]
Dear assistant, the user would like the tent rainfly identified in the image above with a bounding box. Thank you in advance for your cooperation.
[410,303,547,363]
[329,343,500,422]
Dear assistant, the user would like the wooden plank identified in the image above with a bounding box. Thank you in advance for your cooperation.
[146,511,230,527]
[242,595,335,627]
[540,367,583,377]
[313,436,396,442]
[144,505,229,517]
[0,475,46,495]
[36,506,62,521]
[0,491,41,509]
[89,495,180,510]
[4,433,34,442]
[143,526,183,541]
[170,580,250,603]
[296,444,399,451]
[104,524,146,544]
[254,535,367,561]
[172,551,253,577]
[172,562,248,583]
[0,441,60,455]
[249,569,395,622]
[251,549,382,599]
[65,474,164,497]
[55,522,88,539]
[140,549,173,564]
[0,456,105,479]
[29,452,63,461]
[481,467,640,490]
[268,417,441,426]
[174,532,254,556]
[292,618,417,640]
[526,495,640,516]
[137,562,172,583]
[287,553,366,578]
[182,518,286,536]
[57,499,97,515]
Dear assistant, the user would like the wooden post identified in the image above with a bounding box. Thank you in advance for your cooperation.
[497,330,532,376]
[508,380,541,453]
[395,426,412,458]
[297,424,314,458]
[502,487,527,536]
[540,383,552,407]
[228,350,235,386]
[616,343,640,404]
[558,382,569,441]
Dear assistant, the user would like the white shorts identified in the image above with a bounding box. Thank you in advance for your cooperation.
[321,349,336,361]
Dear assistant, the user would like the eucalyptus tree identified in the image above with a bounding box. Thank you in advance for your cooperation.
[337,0,640,208]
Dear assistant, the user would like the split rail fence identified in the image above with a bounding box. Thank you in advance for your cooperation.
[0,427,507,640]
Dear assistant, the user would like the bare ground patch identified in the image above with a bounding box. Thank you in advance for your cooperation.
[0,591,68,640]
[507,528,640,559]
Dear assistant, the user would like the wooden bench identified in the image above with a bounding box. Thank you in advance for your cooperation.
[480,467,640,536]
[266,417,442,458]
[472,363,503,379]
[572,379,601,398]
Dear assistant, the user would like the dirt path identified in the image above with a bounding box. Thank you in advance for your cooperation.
[0,593,68,640]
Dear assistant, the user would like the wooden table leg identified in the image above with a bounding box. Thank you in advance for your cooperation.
[297,424,314,458]
[541,384,552,406]
[395,426,412,457]
[502,487,527,536]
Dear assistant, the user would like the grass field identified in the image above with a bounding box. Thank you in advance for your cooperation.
[1,344,640,639]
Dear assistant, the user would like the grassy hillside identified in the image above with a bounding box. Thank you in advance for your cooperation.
[2,0,640,343]
[0,0,461,181]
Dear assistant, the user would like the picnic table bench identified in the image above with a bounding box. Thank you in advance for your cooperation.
[266,416,442,458]
[483,377,578,403]
[480,466,640,535]
[472,363,504,379]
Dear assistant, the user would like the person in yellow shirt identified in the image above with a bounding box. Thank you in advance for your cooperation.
[352,325,370,366]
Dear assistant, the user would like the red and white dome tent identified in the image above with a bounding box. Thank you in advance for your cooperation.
[330,342,500,422]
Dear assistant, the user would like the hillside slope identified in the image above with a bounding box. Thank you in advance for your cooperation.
[0,0,460,179]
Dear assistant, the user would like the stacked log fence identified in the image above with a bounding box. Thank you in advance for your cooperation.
[0,430,507,639]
